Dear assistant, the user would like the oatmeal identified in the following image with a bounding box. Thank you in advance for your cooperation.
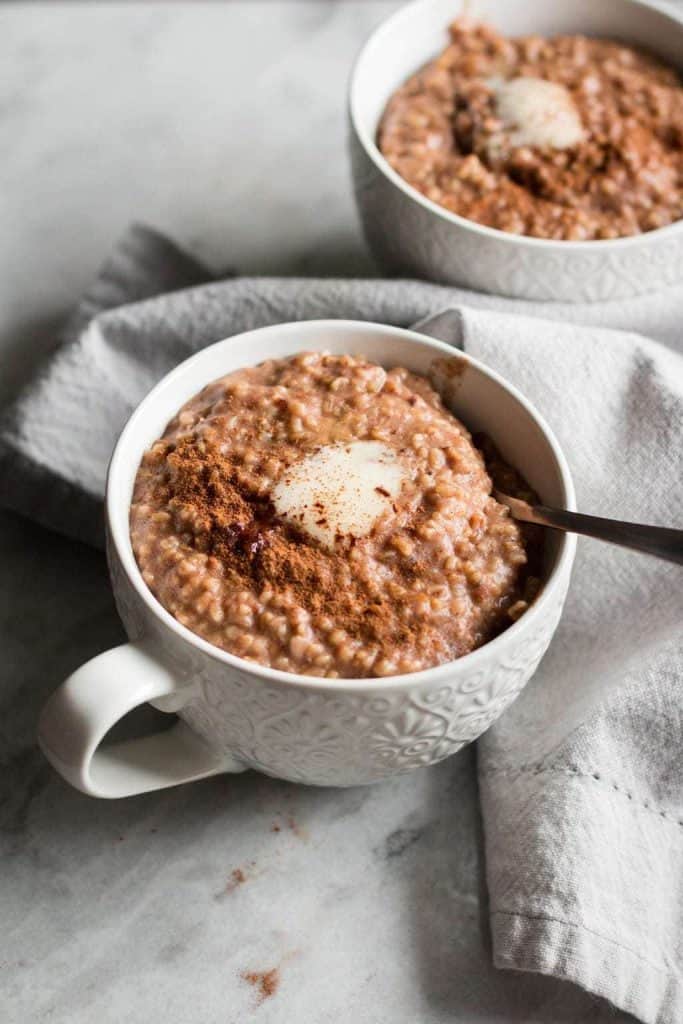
[378,17,683,240]
[130,353,540,679]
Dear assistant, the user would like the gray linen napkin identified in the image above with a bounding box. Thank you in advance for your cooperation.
[2,225,681,1024]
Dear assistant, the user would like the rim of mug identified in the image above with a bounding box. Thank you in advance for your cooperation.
[348,0,683,252]
[107,319,577,692]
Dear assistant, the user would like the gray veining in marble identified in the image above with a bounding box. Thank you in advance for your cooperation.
[0,4,638,1022]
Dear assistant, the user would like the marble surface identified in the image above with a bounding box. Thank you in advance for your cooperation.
[0,4,636,1022]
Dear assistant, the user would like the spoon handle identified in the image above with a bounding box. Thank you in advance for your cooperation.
[499,494,683,566]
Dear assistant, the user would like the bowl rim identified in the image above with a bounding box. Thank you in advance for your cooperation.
[107,319,577,692]
[348,0,683,251]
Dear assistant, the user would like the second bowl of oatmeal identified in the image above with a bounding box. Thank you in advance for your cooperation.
[39,321,575,795]
[349,0,683,300]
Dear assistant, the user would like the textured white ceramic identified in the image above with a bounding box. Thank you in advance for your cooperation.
[38,321,576,797]
[349,0,683,301]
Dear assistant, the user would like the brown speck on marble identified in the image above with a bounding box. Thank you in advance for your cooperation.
[241,967,280,1003]
[287,814,310,841]
[225,867,246,892]
[216,862,256,899]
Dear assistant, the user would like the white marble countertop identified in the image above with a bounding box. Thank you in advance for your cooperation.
[1,4,634,1022]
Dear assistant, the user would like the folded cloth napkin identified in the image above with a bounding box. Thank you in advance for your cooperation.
[2,225,681,1024]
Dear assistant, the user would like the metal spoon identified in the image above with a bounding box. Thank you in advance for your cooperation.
[495,492,683,566]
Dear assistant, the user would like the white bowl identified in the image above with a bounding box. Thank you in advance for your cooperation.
[349,0,683,301]
[38,321,575,796]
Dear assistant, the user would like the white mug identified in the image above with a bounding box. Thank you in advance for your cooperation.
[38,320,576,797]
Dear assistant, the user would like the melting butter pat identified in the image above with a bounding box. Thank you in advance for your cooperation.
[272,442,405,549]
[492,76,584,150]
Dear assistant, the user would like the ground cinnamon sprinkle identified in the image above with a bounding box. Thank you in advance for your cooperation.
[160,437,417,649]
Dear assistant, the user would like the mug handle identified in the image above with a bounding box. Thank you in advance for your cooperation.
[38,641,246,798]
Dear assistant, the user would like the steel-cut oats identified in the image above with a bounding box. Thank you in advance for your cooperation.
[131,352,540,678]
[378,18,683,240]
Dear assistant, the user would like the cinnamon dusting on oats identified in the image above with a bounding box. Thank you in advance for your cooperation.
[159,438,413,647]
